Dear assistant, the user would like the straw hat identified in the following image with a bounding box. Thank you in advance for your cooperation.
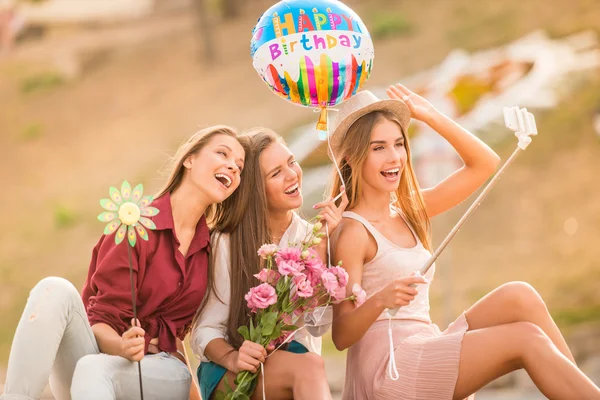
[330,90,411,151]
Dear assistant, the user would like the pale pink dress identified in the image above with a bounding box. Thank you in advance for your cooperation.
[341,210,474,400]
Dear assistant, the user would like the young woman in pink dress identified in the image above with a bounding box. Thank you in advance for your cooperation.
[330,86,600,399]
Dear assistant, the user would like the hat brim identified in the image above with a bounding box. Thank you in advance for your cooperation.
[331,99,411,151]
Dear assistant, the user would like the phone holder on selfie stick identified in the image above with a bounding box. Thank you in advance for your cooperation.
[387,107,538,317]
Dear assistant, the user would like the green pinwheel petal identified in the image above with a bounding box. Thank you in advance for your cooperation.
[139,195,153,208]
[127,225,137,247]
[121,181,132,200]
[115,223,127,245]
[109,187,123,205]
[135,222,149,241]
[100,198,118,211]
[104,220,122,235]
[97,211,118,223]
[138,217,156,230]
[140,206,159,217]
[131,184,144,203]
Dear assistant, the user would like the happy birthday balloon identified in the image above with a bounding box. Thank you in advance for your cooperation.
[251,0,374,136]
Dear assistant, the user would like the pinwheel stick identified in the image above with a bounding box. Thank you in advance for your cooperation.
[127,244,144,400]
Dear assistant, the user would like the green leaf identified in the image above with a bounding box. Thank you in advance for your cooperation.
[260,312,278,336]
[224,375,233,392]
[269,324,281,340]
[251,325,262,342]
[237,325,250,341]
[281,324,299,332]
[282,292,291,313]
[276,276,287,292]
[249,318,255,342]
[214,390,226,400]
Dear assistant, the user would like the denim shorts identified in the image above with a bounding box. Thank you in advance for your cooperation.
[197,341,308,400]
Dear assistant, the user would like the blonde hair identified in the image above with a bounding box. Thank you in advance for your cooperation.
[155,125,240,227]
[331,111,432,250]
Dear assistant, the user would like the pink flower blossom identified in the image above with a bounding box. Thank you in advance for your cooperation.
[254,268,281,285]
[321,266,349,300]
[245,283,277,312]
[352,283,367,306]
[257,244,279,259]
[277,259,305,277]
[291,274,314,298]
[276,247,302,264]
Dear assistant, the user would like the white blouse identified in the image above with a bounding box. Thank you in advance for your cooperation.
[192,212,325,362]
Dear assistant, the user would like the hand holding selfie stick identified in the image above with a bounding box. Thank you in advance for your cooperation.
[388,107,538,317]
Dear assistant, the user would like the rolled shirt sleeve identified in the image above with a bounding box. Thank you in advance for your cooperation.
[192,233,231,362]
[82,233,144,341]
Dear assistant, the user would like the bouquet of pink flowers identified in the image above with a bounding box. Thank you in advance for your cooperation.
[218,221,366,399]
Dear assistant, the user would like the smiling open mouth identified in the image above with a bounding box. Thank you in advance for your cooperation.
[284,182,299,195]
[215,173,232,188]
[381,168,400,179]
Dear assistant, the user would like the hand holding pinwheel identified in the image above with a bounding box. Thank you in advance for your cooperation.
[97,181,160,400]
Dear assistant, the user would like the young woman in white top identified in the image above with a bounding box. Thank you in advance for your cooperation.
[192,127,348,400]
[330,86,600,399]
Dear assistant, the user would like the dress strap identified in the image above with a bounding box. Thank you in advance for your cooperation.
[390,205,422,246]
[342,211,394,255]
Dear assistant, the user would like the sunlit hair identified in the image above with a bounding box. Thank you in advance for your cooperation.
[193,127,284,349]
[330,111,431,250]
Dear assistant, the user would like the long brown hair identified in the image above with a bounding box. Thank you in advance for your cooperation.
[331,111,432,250]
[193,127,283,349]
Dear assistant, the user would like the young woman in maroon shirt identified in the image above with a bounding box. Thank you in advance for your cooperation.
[1,125,247,400]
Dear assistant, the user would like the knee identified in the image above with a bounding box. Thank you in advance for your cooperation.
[500,281,547,313]
[29,277,80,311]
[514,321,552,356]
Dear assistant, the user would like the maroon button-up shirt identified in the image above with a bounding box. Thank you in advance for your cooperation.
[82,192,210,353]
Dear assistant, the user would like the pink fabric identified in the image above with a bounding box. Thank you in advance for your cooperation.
[343,314,474,400]
[341,209,474,399]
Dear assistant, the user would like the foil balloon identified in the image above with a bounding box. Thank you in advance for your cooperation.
[251,0,374,138]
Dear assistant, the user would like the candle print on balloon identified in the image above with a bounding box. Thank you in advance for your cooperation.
[251,0,374,110]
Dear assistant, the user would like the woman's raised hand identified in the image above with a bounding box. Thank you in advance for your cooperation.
[313,185,350,236]
[387,83,439,124]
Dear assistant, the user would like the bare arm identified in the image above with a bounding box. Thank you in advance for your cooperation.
[388,84,501,218]
[204,338,239,372]
[332,220,426,350]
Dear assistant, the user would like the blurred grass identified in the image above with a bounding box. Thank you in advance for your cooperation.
[20,71,64,94]
[368,12,414,40]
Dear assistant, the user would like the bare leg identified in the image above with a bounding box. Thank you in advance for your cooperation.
[453,322,600,400]
[212,352,331,400]
[465,281,575,363]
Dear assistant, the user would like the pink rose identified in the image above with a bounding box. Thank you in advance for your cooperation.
[245,283,277,312]
[321,266,349,300]
[352,283,367,306]
[277,259,305,277]
[254,268,281,285]
[276,247,302,264]
[291,274,314,298]
[257,244,279,259]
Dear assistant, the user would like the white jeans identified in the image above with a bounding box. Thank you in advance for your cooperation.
[1,277,191,400]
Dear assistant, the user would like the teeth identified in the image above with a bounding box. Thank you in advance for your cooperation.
[383,168,400,173]
[284,183,299,194]
[215,173,232,188]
